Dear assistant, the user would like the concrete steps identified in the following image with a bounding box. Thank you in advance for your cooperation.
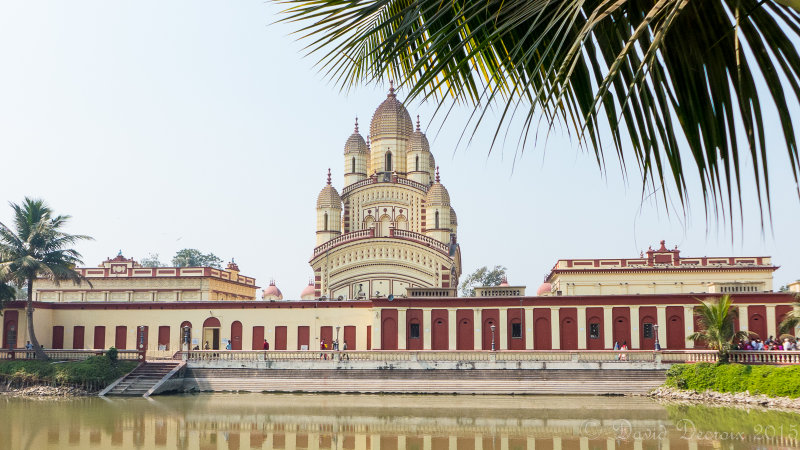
[183,369,665,395]
[104,362,182,397]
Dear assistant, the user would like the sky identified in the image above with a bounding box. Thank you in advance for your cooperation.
[1,1,798,298]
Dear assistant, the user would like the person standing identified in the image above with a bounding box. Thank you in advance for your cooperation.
[263,340,270,350]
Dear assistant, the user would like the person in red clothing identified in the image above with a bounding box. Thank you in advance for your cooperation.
[263,340,269,350]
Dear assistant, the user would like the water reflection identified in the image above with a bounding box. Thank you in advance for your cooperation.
[1,394,799,449]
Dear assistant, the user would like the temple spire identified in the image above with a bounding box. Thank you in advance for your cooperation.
[416,115,421,132]
[327,168,331,185]
[388,80,395,97]
[354,117,359,133]
[435,166,440,183]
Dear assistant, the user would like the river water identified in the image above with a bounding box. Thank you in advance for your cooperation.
[1,394,799,449]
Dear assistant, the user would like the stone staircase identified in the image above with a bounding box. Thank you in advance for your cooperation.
[183,368,666,395]
[102,361,183,397]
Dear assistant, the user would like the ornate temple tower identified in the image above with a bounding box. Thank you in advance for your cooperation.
[309,87,462,300]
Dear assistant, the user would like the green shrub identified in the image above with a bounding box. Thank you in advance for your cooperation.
[0,357,137,390]
[105,346,118,362]
[666,363,800,398]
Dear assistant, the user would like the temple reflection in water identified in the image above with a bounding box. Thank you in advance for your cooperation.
[2,394,799,449]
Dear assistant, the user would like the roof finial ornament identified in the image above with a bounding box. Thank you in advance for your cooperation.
[366,135,370,149]
[388,79,395,97]
[416,115,421,132]
[326,168,331,185]
[354,117,359,133]
[118,249,123,256]
[435,166,440,183]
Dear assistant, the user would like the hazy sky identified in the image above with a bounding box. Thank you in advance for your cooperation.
[1,1,798,297]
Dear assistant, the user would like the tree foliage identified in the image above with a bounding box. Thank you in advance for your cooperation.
[0,198,91,359]
[172,249,223,268]
[688,295,751,363]
[276,0,800,224]
[778,293,800,335]
[0,281,14,314]
[139,253,163,268]
[459,265,507,297]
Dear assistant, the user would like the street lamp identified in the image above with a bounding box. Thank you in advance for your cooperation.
[654,324,661,351]
[490,324,496,352]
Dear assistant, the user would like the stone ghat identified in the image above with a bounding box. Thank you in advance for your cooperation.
[172,364,667,395]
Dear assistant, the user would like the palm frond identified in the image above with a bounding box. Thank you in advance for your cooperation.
[275,0,800,224]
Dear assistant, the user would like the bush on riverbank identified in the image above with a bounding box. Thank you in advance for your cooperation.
[665,363,800,398]
[0,356,138,392]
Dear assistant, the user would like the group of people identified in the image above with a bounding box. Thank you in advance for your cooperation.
[613,340,629,360]
[319,339,348,360]
[734,336,798,351]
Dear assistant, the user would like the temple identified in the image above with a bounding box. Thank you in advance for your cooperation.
[310,85,461,300]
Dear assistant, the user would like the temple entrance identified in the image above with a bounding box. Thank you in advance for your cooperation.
[202,317,221,350]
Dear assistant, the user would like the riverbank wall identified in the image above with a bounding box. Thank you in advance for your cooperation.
[157,360,669,395]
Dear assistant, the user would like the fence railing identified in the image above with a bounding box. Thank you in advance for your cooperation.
[178,349,738,364]
[728,350,800,365]
[1,348,142,361]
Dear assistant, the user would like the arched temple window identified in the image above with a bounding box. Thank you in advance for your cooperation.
[435,210,440,229]
[324,212,329,231]
[352,157,356,174]
[385,152,392,172]
[415,156,419,172]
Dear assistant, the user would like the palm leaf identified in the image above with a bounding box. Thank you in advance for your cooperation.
[275,0,800,224]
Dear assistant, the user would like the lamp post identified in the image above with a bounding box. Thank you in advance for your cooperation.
[654,324,661,351]
[336,326,340,350]
[490,324,496,352]
[137,326,146,361]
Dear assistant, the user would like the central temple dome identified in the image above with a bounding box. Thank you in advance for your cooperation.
[370,83,413,141]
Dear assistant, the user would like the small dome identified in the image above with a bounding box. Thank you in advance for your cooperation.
[344,118,368,154]
[300,281,315,300]
[537,282,552,296]
[262,280,283,300]
[317,169,342,209]
[450,207,457,225]
[425,168,450,206]
[499,276,509,286]
[370,83,413,140]
[410,116,431,154]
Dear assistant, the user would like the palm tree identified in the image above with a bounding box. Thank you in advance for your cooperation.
[275,0,800,222]
[0,198,91,360]
[778,293,800,336]
[688,294,750,363]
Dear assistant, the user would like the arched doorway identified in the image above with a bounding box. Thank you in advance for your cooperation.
[203,317,221,350]
[481,309,499,350]
[666,312,684,349]
[382,317,398,350]
[179,321,193,351]
[586,307,604,350]
[431,310,448,350]
[560,317,578,350]
[457,313,474,350]
[379,215,391,237]
[533,309,552,350]
[231,321,243,350]
[2,311,18,349]
[612,308,631,348]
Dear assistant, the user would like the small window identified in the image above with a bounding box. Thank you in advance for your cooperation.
[415,155,419,172]
[643,323,654,339]
[409,323,420,339]
[352,157,356,174]
[589,323,600,339]
[511,322,522,339]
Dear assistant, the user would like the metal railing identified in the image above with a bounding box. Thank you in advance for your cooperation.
[312,229,374,257]
[1,348,141,361]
